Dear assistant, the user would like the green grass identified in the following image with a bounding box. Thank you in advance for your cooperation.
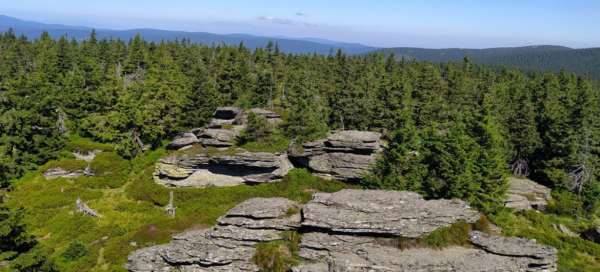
[65,135,114,153]
[491,210,600,272]
[240,133,290,153]
[253,232,301,272]
[4,136,349,272]
[395,218,492,250]
[39,159,88,173]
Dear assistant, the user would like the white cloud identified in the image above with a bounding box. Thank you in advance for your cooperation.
[256,16,317,27]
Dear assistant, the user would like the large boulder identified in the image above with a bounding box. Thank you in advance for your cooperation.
[505,177,552,211]
[166,133,199,150]
[208,107,244,128]
[125,198,301,272]
[302,189,480,237]
[289,130,383,182]
[154,149,293,188]
[293,231,557,272]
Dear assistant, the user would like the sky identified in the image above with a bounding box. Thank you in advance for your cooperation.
[1,0,599,48]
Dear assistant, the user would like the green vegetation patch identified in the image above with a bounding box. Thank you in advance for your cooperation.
[65,135,114,153]
[6,141,348,272]
[395,216,493,250]
[492,210,600,272]
[253,231,301,272]
[240,133,290,153]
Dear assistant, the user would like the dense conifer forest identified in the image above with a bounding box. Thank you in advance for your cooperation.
[1,30,600,271]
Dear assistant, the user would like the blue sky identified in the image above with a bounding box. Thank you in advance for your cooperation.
[1,0,599,48]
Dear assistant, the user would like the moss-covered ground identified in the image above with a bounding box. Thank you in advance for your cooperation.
[4,137,600,271]
[4,138,348,272]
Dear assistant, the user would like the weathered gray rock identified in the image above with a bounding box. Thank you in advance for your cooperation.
[207,107,244,128]
[289,130,383,182]
[302,189,480,237]
[127,192,559,272]
[154,150,293,188]
[217,197,301,230]
[126,198,301,272]
[294,231,557,272]
[505,177,552,211]
[167,133,199,150]
[196,128,240,147]
[470,231,557,271]
[43,168,84,180]
[125,245,172,272]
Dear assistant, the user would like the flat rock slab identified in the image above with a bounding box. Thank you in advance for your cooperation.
[126,198,302,272]
[302,189,480,237]
[225,197,300,219]
[167,133,199,150]
[505,177,552,211]
[154,150,293,188]
[295,231,557,272]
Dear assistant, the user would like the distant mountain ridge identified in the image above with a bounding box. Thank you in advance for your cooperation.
[378,46,600,80]
[2,15,600,79]
[0,15,376,54]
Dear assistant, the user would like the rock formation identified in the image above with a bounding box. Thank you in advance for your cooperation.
[505,177,552,211]
[167,133,199,150]
[126,198,301,272]
[302,189,480,237]
[288,130,383,182]
[126,190,558,272]
[154,149,293,188]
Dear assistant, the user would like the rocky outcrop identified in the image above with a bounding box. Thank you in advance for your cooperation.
[208,107,244,128]
[505,177,552,211]
[154,149,293,187]
[43,168,85,180]
[289,130,383,182]
[166,133,199,150]
[295,190,556,272]
[302,189,480,237]
[127,190,558,272]
[126,198,301,272]
[294,231,556,272]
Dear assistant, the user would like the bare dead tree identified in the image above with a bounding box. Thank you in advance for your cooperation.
[569,134,593,194]
[56,108,68,135]
[130,129,147,152]
[164,191,176,218]
[76,197,102,218]
[511,158,530,177]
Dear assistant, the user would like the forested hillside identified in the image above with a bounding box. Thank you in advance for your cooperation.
[0,15,375,55]
[1,30,600,270]
[379,46,600,80]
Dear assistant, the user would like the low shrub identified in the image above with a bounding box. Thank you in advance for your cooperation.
[253,232,300,272]
[60,241,88,261]
[547,190,585,217]
[422,221,472,249]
